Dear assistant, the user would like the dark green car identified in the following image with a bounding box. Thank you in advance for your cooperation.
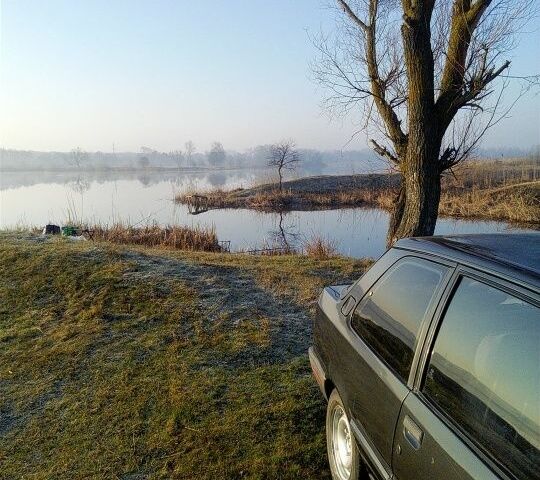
[309,234,539,480]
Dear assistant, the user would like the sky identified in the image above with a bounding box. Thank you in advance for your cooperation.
[0,0,539,153]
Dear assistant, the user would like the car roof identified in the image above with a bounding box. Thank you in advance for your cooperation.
[395,233,540,291]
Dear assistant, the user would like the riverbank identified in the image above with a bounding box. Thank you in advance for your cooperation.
[0,233,369,479]
[176,173,400,211]
[176,159,540,225]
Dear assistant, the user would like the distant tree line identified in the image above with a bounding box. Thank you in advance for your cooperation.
[0,144,536,173]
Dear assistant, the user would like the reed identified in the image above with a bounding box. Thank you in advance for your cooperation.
[442,157,540,191]
[90,223,222,251]
[439,181,540,224]
[304,235,338,259]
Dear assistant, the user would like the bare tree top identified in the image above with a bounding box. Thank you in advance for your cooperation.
[267,140,301,169]
[312,0,538,170]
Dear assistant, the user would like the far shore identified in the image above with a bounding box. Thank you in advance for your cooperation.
[0,165,267,174]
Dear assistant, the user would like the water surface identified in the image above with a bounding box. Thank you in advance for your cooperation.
[0,170,531,258]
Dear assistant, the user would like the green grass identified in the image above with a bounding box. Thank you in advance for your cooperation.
[0,233,370,479]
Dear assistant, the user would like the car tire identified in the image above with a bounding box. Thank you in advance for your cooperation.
[326,389,363,480]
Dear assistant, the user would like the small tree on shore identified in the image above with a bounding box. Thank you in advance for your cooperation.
[267,140,301,193]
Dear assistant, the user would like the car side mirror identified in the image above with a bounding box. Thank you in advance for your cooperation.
[341,296,356,316]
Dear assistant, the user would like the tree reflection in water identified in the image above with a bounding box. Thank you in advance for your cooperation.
[68,176,90,195]
[267,210,301,253]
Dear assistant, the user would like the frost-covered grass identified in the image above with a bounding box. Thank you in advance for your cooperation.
[0,233,370,479]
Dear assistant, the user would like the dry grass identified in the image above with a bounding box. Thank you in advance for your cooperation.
[175,189,243,209]
[437,158,540,224]
[90,223,222,252]
[439,181,540,224]
[304,236,338,260]
[442,157,540,190]
[177,187,396,211]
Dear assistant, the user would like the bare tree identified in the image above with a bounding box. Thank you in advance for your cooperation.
[267,140,301,193]
[184,141,196,166]
[67,147,87,169]
[169,150,184,170]
[208,142,226,166]
[313,0,537,245]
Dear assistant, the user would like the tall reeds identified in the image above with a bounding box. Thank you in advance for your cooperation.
[90,223,221,251]
[303,235,338,259]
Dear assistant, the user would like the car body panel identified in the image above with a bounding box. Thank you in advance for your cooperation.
[392,393,499,480]
[311,234,540,480]
[314,249,415,474]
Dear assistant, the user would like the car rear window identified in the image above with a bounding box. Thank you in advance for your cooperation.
[351,257,448,382]
[423,277,540,480]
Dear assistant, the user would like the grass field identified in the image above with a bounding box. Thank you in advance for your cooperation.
[0,233,370,479]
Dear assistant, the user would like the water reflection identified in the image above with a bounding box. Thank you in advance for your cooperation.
[425,278,540,480]
[207,172,228,187]
[68,177,90,195]
[138,175,152,187]
[267,211,301,253]
[0,168,264,190]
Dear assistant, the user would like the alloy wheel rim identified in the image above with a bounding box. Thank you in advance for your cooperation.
[332,405,352,479]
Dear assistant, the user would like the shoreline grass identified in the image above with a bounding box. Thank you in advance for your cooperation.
[439,181,539,224]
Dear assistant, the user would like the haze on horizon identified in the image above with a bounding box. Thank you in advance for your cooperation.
[1,0,539,154]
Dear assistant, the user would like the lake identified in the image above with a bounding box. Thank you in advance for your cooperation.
[0,169,532,258]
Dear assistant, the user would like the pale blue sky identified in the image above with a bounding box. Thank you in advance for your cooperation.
[1,0,539,152]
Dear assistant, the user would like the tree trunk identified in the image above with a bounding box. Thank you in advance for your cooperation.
[386,2,441,246]
[387,153,441,246]
[278,166,283,193]
[386,183,406,246]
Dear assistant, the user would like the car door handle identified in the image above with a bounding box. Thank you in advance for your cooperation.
[403,415,423,450]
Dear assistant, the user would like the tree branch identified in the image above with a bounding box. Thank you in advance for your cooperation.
[336,0,368,31]
[338,0,408,156]
[369,139,399,164]
[437,1,492,108]
[436,0,500,134]
[453,59,510,111]
[467,0,492,25]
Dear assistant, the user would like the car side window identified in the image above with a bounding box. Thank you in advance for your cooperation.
[351,257,448,382]
[423,277,540,480]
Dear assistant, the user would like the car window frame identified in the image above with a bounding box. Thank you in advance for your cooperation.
[413,265,540,480]
[347,253,455,388]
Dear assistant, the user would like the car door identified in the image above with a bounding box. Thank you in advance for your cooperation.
[392,272,540,480]
[336,255,452,478]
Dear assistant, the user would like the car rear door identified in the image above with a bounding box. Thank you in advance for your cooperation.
[392,270,540,480]
[335,254,452,478]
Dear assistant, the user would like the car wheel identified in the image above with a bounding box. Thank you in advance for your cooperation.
[326,389,361,480]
